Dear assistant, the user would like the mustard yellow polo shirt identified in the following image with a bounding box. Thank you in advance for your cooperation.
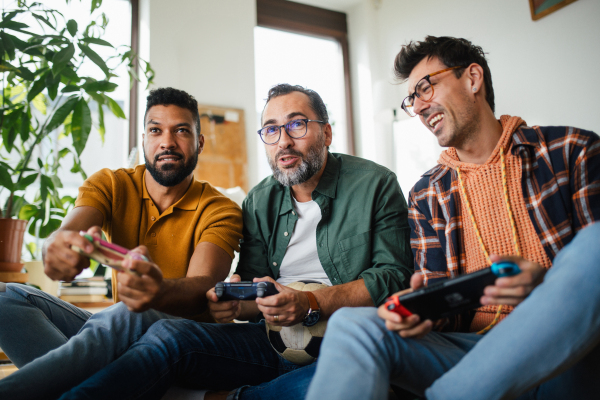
[75,165,243,302]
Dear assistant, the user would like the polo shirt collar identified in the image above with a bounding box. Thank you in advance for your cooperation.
[142,170,201,212]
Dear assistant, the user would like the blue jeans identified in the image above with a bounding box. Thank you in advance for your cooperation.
[0,284,177,400]
[58,319,309,400]
[306,222,600,400]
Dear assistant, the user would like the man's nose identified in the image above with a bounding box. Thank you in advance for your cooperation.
[412,96,430,116]
[160,131,177,148]
[278,128,294,149]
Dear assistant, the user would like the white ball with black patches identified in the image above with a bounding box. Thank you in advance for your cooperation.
[265,281,328,365]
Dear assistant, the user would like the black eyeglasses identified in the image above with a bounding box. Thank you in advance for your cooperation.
[258,119,325,145]
[401,66,466,117]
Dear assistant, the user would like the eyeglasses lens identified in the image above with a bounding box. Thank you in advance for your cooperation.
[260,119,308,144]
[287,120,307,138]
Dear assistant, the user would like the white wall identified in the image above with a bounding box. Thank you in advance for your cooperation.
[344,0,600,170]
[139,0,259,187]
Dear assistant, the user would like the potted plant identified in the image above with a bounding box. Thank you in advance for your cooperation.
[0,0,153,279]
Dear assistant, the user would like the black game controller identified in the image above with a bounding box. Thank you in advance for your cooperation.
[215,281,279,301]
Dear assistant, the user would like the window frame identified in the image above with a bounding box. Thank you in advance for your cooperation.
[256,0,355,155]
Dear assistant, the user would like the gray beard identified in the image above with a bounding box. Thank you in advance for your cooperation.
[268,137,327,187]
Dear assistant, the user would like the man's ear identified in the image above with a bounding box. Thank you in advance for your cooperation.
[465,63,485,95]
[197,134,205,155]
[323,123,333,147]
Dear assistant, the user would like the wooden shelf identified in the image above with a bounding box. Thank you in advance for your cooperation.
[69,301,114,309]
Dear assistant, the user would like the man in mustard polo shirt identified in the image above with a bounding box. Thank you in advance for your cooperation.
[0,87,243,399]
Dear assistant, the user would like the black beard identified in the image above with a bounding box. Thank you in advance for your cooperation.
[145,150,198,187]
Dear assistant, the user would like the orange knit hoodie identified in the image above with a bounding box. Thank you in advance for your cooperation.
[438,115,552,332]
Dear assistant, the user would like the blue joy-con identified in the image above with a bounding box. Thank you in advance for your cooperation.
[491,261,521,277]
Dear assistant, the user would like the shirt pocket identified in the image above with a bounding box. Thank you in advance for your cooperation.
[338,230,371,280]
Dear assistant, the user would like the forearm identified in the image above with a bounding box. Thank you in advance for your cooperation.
[313,279,373,320]
[237,300,260,321]
[150,275,220,317]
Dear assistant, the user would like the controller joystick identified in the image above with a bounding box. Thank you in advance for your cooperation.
[215,282,224,298]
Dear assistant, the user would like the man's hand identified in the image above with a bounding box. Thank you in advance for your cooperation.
[117,246,164,312]
[377,274,432,339]
[207,274,243,323]
[255,277,310,327]
[481,254,546,307]
[43,226,103,281]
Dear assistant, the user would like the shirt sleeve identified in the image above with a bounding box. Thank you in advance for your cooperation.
[235,194,274,281]
[570,129,600,230]
[408,184,449,284]
[358,172,413,306]
[74,168,116,230]
[198,197,244,260]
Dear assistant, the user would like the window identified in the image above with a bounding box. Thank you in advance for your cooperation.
[255,0,354,180]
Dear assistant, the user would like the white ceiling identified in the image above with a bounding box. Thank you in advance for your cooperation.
[291,0,362,13]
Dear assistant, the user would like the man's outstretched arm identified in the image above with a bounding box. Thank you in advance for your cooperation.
[117,241,232,317]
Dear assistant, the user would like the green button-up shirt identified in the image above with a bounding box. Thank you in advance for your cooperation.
[236,153,413,306]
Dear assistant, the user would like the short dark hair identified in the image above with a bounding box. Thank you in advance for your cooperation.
[264,84,329,124]
[394,36,495,113]
[144,87,201,136]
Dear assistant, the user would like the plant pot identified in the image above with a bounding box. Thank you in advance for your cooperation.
[0,219,27,272]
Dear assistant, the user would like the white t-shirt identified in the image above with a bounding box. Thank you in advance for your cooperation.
[277,197,332,287]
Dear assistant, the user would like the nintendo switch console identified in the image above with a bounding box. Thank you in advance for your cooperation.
[385,261,521,321]
[215,281,279,301]
[71,232,145,276]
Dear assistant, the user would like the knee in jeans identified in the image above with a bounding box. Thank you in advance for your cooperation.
[329,307,379,332]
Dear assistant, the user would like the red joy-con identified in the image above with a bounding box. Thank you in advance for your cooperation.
[384,295,413,318]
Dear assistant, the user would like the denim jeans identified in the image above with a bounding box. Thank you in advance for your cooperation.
[0,285,177,400]
[306,222,600,400]
[58,319,308,400]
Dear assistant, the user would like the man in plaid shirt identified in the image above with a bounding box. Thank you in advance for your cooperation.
[306,36,600,400]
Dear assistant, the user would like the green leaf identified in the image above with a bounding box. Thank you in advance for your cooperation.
[3,127,18,152]
[32,93,47,115]
[97,101,105,143]
[16,173,38,190]
[58,148,71,159]
[61,84,80,93]
[0,166,14,192]
[38,218,62,239]
[71,99,92,156]
[78,43,109,77]
[105,95,125,119]
[0,32,16,60]
[81,36,112,47]
[50,175,63,190]
[52,43,75,77]
[37,158,44,169]
[60,66,80,83]
[15,67,35,81]
[82,80,117,93]
[0,20,29,31]
[27,72,48,102]
[19,204,38,222]
[32,13,55,29]
[20,111,30,142]
[91,0,103,13]
[44,96,78,133]
[46,73,61,101]
[40,174,54,201]
[88,92,104,105]
[67,19,78,37]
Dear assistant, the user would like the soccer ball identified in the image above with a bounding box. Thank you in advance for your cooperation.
[265,281,328,365]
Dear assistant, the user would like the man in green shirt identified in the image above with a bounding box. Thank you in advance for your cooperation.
[57,84,413,400]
